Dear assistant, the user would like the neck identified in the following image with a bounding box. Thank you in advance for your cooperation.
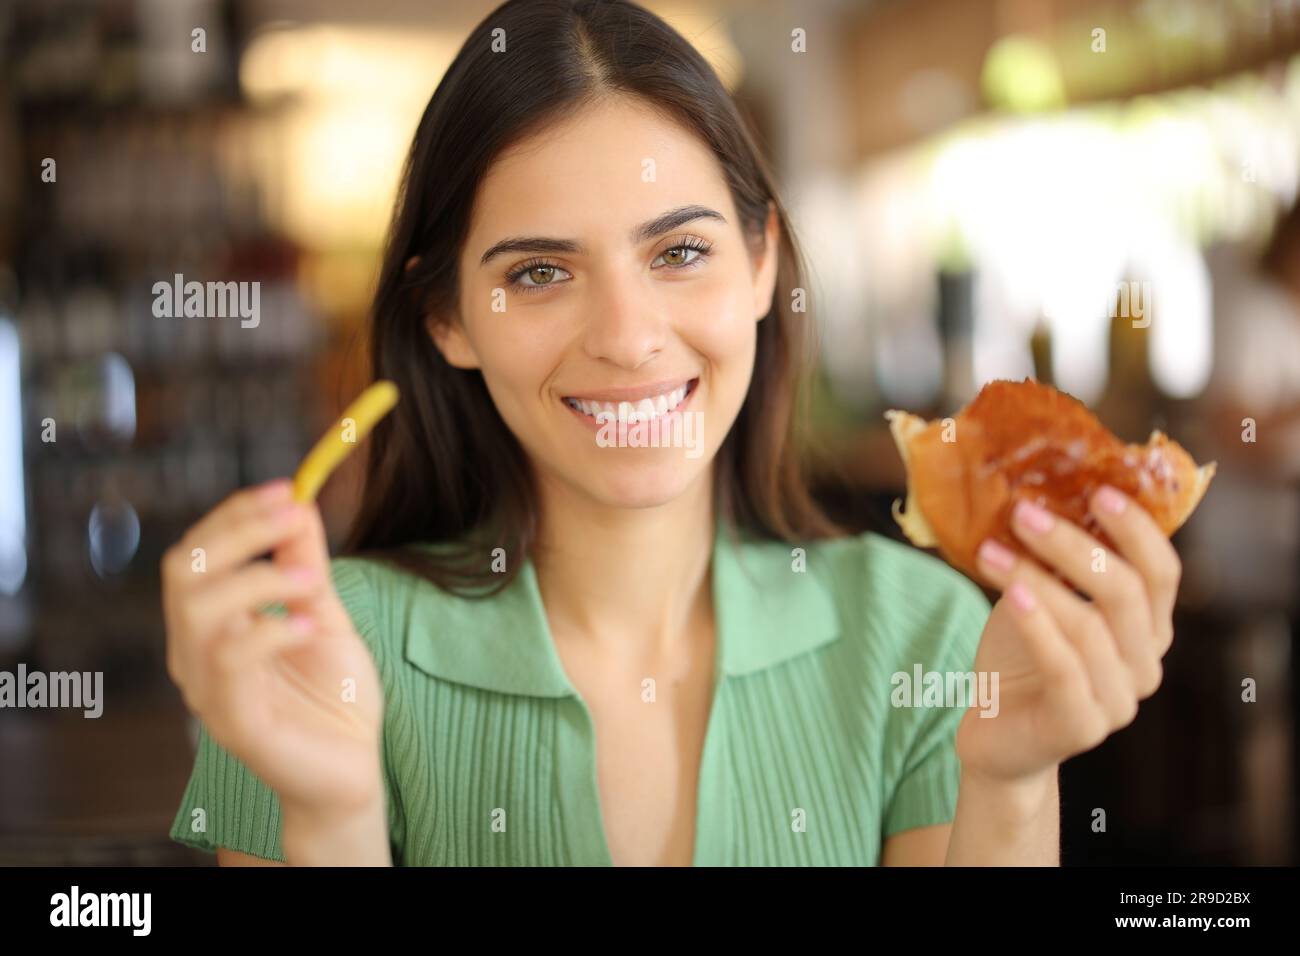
[532,468,715,655]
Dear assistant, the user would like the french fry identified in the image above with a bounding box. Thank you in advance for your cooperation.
[292,380,400,502]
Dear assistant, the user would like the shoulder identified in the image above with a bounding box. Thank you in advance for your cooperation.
[804,530,992,659]
[803,528,988,604]
[325,548,523,670]
[326,553,435,660]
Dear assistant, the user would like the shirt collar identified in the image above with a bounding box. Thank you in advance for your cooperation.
[402,519,843,697]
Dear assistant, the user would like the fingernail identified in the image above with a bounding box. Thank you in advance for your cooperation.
[288,613,315,635]
[287,566,318,586]
[1008,581,1037,612]
[257,478,293,502]
[978,538,1016,572]
[1095,484,1127,515]
[1014,499,1055,534]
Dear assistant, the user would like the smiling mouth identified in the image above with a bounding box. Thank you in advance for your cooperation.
[562,378,699,424]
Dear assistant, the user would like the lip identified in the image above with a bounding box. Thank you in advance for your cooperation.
[562,377,700,432]
[561,378,696,404]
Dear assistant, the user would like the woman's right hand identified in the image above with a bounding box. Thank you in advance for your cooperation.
[162,478,386,826]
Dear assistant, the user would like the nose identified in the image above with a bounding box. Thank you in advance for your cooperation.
[580,270,666,370]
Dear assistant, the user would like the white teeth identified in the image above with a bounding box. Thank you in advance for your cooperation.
[568,381,693,422]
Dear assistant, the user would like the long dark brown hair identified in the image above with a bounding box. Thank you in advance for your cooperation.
[342,0,842,595]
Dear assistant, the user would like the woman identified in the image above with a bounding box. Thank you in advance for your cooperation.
[165,0,1179,866]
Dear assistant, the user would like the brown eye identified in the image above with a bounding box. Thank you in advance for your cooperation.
[653,237,712,271]
[505,259,571,294]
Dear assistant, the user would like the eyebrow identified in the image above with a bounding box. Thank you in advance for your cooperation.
[478,204,727,266]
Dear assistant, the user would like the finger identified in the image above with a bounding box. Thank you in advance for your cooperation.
[181,561,327,645]
[196,615,319,741]
[171,607,311,713]
[183,501,314,581]
[183,478,294,551]
[205,611,317,685]
[984,564,1088,698]
[273,503,351,630]
[1008,499,1161,697]
[977,539,1138,729]
[996,581,1112,753]
[164,479,294,588]
[1087,484,1181,656]
[170,563,303,693]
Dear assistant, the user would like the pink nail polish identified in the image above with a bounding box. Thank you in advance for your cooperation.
[1095,484,1127,515]
[978,538,1016,572]
[1014,499,1055,534]
[1008,582,1037,612]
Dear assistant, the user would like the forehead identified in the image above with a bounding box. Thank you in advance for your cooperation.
[466,96,731,242]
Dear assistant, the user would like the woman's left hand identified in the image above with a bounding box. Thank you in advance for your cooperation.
[954,483,1181,788]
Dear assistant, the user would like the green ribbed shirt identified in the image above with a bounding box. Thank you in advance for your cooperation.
[169,524,992,865]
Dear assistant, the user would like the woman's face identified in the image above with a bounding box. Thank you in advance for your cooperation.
[431,95,779,511]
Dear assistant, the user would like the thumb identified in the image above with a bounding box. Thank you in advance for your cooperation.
[273,502,352,632]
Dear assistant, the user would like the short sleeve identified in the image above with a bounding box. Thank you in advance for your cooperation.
[168,557,403,862]
[881,572,993,838]
[169,719,288,860]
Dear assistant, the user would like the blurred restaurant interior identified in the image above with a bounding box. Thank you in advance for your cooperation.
[2,0,1300,865]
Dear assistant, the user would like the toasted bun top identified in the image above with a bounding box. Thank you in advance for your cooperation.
[886,378,1215,585]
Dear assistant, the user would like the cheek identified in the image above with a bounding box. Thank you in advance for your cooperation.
[676,270,759,380]
[461,310,561,422]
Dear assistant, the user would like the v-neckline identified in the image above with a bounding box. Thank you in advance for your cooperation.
[532,540,727,867]
[557,635,725,867]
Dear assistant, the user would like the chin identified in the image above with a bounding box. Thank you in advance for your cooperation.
[570,453,709,510]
